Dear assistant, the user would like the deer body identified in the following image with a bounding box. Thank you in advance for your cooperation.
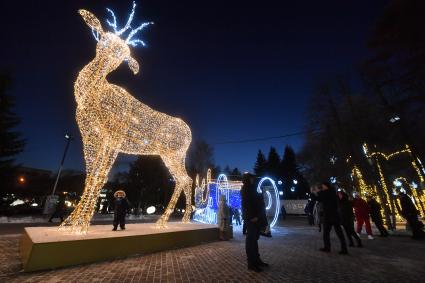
[75,62,191,157]
[60,6,192,233]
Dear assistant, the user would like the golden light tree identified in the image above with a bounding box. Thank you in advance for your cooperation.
[60,2,193,233]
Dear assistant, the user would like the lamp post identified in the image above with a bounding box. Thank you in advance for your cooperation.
[51,134,72,196]
[43,134,72,214]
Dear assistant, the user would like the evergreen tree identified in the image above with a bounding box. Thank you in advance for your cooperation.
[223,165,232,176]
[230,167,242,180]
[266,147,281,178]
[127,156,173,213]
[0,73,25,191]
[281,145,310,199]
[281,145,297,176]
[186,139,214,179]
[253,150,267,177]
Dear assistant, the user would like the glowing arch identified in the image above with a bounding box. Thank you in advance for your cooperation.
[216,173,230,206]
[257,177,280,228]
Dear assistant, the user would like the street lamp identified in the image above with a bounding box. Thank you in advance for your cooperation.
[43,133,72,214]
[389,115,400,123]
[51,133,72,195]
[18,176,26,184]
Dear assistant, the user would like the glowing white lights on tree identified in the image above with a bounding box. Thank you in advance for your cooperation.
[60,2,193,234]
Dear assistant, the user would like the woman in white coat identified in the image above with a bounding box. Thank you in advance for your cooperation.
[218,194,230,240]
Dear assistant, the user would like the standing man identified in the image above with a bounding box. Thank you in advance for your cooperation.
[241,173,268,272]
[352,192,374,239]
[312,182,348,254]
[234,208,242,226]
[337,190,362,247]
[367,196,389,237]
[397,192,425,240]
[48,194,66,223]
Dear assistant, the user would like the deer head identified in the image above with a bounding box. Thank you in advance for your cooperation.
[78,1,153,75]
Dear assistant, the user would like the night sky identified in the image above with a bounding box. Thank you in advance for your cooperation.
[1,0,388,174]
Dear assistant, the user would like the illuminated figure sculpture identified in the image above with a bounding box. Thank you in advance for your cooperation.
[60,2,193,233]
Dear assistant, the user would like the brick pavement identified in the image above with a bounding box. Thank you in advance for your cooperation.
[0,218,424,283]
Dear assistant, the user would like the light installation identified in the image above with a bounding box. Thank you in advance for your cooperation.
[194,170,243,225]
[393,177,425,216]
[60,2,193,233]
[256,177,280,228]
[193,171,281,228]
[355,143,425,227]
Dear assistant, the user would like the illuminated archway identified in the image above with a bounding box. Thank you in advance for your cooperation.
[216,174,230,206]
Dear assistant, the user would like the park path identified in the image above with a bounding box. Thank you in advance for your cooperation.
[0,217,424,282]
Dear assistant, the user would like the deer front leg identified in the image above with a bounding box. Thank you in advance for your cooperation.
[60,143,118,234]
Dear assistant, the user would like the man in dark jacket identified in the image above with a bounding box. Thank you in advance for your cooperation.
[367,196,389,237]
[337,191,362,247]
[398,192,425,240]
[305,199,316,225]
[48,195,66,223]
[312,182,348,254]
[241,173,268,272]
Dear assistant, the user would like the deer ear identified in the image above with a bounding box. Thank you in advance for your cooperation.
[79,9,104,36]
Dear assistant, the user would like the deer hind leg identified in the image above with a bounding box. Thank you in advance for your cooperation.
[60,142,118,234]
[182,176,193,223]
[156,155,192,227]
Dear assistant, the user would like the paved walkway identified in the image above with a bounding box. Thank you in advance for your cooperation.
[1,217,424,282]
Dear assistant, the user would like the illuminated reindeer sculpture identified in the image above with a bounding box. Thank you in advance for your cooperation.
[60,2,193,233]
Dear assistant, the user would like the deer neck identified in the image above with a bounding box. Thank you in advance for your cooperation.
[75,55,117,103]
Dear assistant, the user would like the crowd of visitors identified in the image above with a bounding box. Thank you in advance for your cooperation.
[306,182,425,255]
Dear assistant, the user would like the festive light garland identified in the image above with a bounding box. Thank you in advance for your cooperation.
[351,165,374,198]
[393,177,425,217]
[363,144,425,183]
[60,2,193,234]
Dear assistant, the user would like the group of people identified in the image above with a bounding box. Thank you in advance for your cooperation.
[307,182,425,254]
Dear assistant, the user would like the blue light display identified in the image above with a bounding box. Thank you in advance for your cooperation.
[194,173,281,228]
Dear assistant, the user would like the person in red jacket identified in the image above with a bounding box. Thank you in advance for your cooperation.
[352,192,374,239]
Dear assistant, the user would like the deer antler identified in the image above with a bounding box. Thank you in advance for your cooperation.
[105,8,118,33]
[126,22,153,47]
[116,1,137,35]
[104,1,153,47]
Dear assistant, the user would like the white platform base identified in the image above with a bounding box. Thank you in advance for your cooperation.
[20,222,220,272]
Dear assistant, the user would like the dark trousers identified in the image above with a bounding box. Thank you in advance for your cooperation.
[342,223,362,246]
[406,216,425,239]
[243,221,247,234]
[113,212,126,229]
[373,217,389,236]
[308,214,314,225]
[235,216,242,226]
[323,222,347,251]
[49,210,64,222]
[245,221,260,266]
